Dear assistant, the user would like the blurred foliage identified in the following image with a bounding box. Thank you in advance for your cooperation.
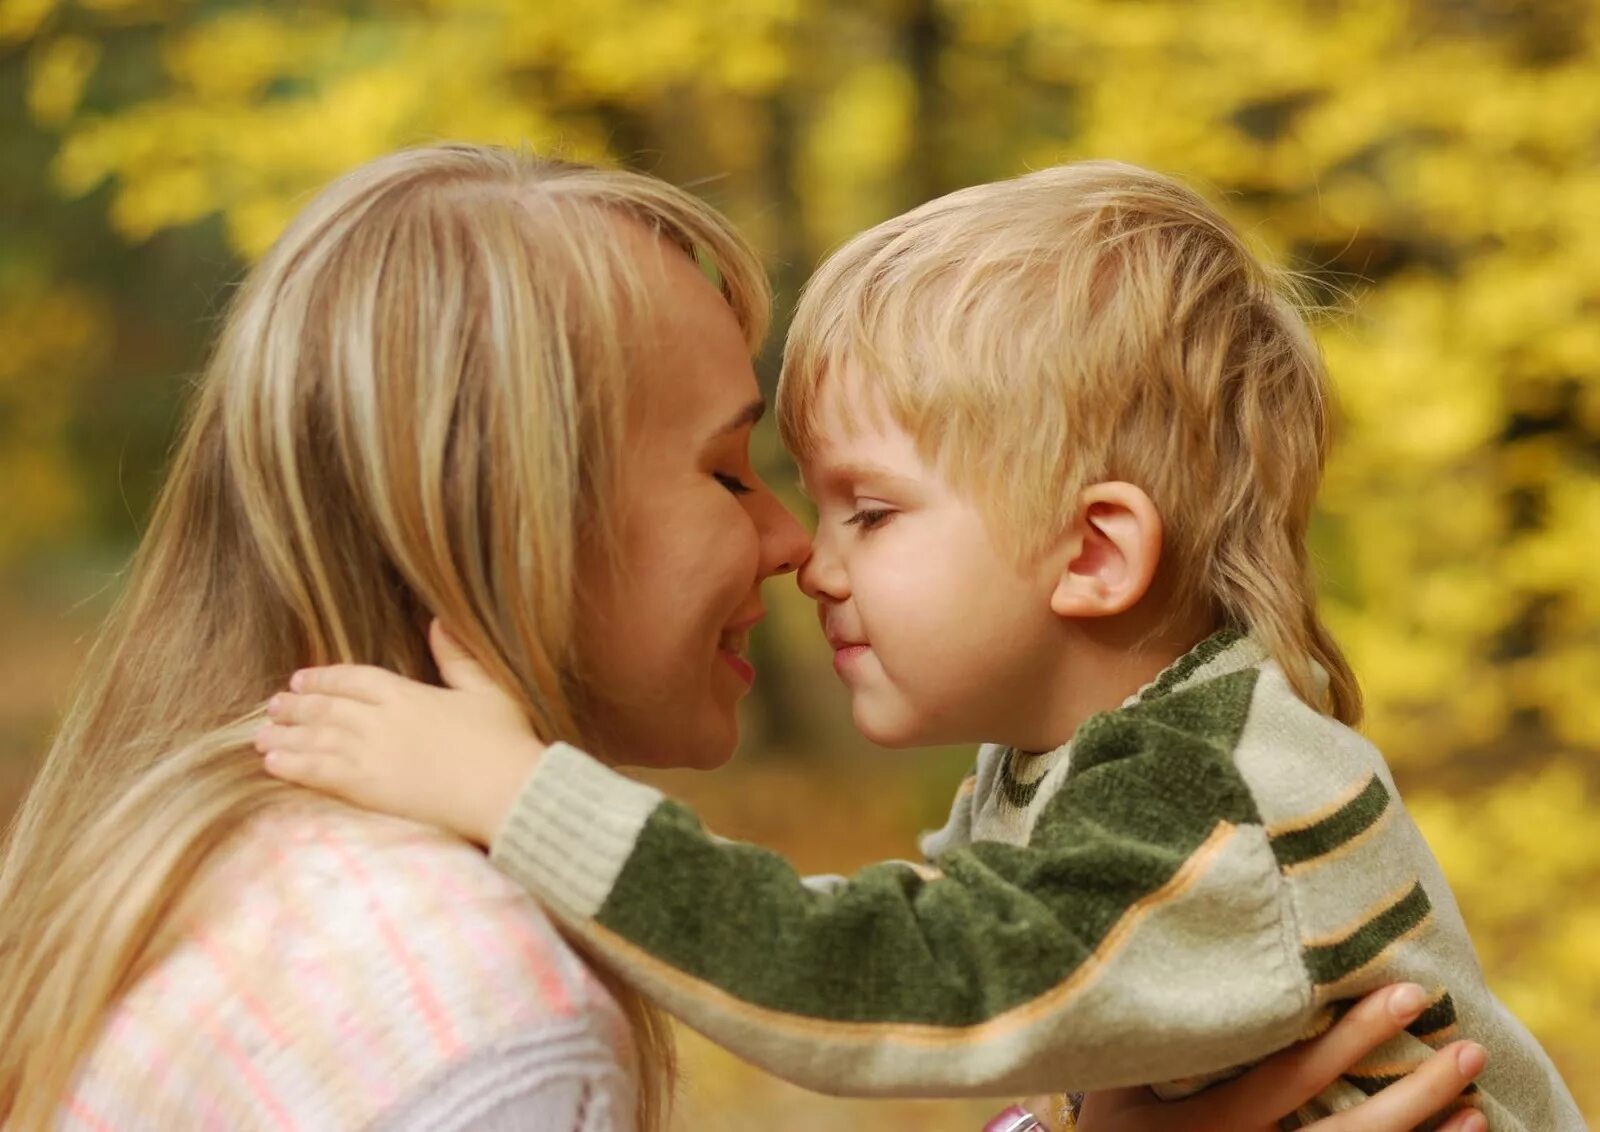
[1,0,1596,1121]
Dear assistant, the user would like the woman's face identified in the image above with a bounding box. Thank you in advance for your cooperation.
[573,230,811,770]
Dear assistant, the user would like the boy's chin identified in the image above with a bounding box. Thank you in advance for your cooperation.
[851,702,948,750]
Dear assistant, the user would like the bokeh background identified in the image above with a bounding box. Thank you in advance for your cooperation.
[2,0,1597,1125]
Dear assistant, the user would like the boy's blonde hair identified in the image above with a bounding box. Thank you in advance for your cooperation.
[0,143,770,1129]
[779,160,1360,725]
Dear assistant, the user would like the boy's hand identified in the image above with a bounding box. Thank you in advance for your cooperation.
[255,620,543,846]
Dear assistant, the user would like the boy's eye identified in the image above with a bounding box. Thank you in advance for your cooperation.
[845,508,893,531]
[714,472,754,495]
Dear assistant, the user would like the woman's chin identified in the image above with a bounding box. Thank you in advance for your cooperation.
[683,721,740,770]
[607,721,739,771]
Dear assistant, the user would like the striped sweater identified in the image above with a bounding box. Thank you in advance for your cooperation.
[64,802,637,1130]
[491,632,1582,1129]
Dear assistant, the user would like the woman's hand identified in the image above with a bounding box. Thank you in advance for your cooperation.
[256,620,542,845]
[1073,984,1487,1132]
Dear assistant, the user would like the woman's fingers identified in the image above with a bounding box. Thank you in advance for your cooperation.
[1188,984,1427,1124]
[1314,1042,1486,1131]
[1063,985,1486,1132]
[1437,1106,1489,1132]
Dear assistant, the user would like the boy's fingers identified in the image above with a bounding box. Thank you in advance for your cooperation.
[289,664,398,704]
[253,722,341,754]
[262,748,354,792]
[428,620,497,693]
[267,692,362,729]
[1198,983,1430,1122]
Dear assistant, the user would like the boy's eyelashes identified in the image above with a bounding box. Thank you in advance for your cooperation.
[845,507,894,531]
[714,471,754,495]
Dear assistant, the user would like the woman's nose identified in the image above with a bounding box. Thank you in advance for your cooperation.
[758,491,812,578]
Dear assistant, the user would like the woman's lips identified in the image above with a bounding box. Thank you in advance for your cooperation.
[719,648,756,686]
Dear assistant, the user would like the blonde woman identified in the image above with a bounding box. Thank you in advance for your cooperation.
[0,145,804,1131]
[0,144,1477,1130]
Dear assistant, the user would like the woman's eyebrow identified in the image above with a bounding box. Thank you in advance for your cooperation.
[705,398,766,442]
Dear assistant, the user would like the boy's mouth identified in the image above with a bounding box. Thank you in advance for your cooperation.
[830,643,870,675]
[825,631,871,675]
[825,628,867,650]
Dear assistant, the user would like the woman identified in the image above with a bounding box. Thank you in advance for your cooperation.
[0,145,1480,1129]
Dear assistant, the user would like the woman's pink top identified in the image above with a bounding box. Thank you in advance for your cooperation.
[64,801,637,1130]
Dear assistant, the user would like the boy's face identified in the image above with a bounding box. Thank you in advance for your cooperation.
[796,379,1072,750]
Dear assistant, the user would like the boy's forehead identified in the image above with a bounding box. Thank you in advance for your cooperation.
[795,383,932,492]
[805,366,893,440]
[795,378,872,471]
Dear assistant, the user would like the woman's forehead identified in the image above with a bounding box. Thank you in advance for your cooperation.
[624,280,759,438]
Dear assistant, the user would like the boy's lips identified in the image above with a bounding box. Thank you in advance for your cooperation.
[831,643,870,675]
[823,624,865,650]
[825,631,871,675]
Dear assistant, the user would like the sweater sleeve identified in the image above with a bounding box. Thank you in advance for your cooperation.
[372,1017,636,1132]
[491,672,1315,1097]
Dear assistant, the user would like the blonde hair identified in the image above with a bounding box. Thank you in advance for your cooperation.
[0,143,771,1129]
[779,160,1360,725]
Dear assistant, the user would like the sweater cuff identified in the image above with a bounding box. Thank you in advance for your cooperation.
[489,742,663,921]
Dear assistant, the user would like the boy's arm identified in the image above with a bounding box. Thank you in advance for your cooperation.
[260,644,1386,1097]
[492,694,1319,1096]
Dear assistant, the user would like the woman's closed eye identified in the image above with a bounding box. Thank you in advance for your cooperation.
[714,471,754,495]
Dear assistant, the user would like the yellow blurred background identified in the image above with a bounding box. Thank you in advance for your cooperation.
[1,0,1596,1124]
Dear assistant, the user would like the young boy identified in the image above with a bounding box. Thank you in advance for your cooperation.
[258,162,1579,1128]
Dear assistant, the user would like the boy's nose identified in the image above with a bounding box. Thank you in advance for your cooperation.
[797,532,848,602]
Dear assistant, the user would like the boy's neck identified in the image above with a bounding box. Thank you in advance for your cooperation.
[1029,605,1219,753]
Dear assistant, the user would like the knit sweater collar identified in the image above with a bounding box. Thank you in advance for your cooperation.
[1124,627,1269,708]
[1010,629,1270,769]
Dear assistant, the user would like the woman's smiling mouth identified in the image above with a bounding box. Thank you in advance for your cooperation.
[717,617,760,687]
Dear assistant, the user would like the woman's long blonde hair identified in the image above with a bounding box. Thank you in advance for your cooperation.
[0,143,771,1129]
[781,160,1360,725]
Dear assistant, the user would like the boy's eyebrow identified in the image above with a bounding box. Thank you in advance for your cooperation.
[706,398,766,442]
[811,460,918,494]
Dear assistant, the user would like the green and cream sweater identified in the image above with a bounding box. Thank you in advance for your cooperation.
[490,633,1582,1129]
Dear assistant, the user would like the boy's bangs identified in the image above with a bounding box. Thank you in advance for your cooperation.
[778,230,961,471]
[778,321,913,463]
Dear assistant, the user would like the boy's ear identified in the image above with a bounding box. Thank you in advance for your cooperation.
[1049,482,1163,619]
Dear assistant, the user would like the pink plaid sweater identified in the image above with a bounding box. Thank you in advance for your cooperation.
[63,801,637,1130]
